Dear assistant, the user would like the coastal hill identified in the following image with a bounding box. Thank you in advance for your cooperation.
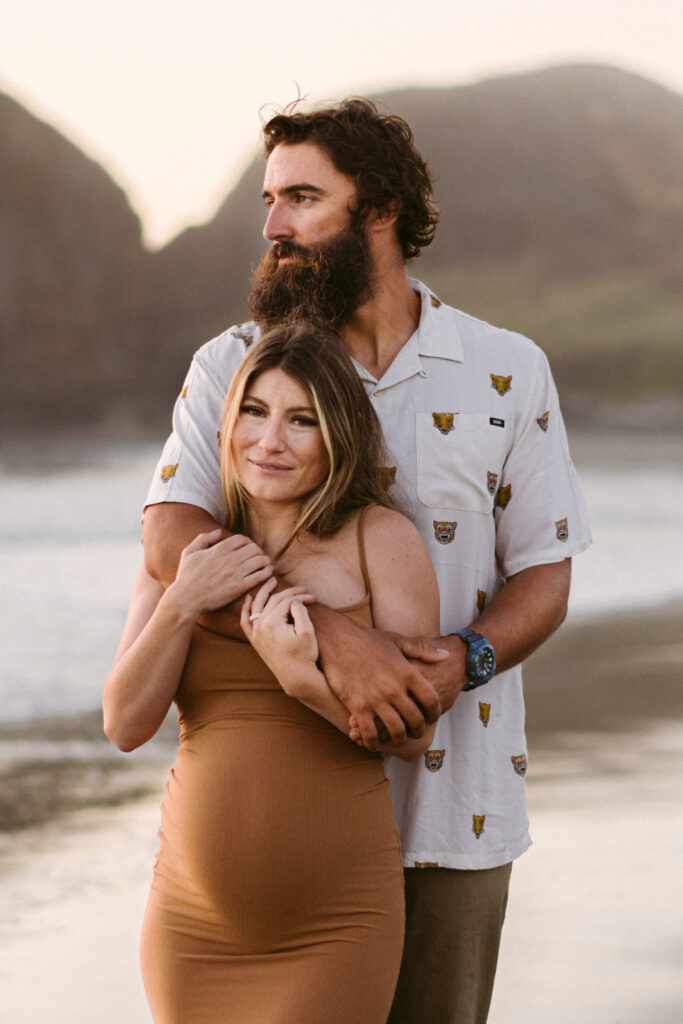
[2,64,682,433]
[0,92,151,430]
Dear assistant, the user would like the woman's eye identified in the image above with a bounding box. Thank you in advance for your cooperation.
[240,404,264,417]
[293,415,318,427]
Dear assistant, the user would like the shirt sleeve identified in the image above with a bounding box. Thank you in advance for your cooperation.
[144,330,250,522]
[494,345,592,578]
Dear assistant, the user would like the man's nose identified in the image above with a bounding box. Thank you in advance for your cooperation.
[263,200,293,242]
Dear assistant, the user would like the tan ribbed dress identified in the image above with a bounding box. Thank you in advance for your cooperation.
[140,515,404,1024]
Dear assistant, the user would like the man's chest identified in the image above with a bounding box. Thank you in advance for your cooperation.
[367,372,515,517]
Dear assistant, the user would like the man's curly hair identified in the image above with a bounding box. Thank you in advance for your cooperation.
[262,98,439,261]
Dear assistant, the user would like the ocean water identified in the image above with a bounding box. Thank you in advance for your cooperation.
[1,432,682,725]
[1,442,158,724]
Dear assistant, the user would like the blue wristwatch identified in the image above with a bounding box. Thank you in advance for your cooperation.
[450,629,496,690]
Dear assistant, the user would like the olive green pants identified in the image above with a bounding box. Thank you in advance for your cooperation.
[387,862,513,1024]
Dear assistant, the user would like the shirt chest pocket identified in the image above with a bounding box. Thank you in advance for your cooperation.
[415,413,509,513]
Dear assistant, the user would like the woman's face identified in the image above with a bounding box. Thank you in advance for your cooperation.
[231,368,329,508]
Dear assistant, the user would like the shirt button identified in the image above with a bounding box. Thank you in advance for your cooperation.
[373,390,381,398]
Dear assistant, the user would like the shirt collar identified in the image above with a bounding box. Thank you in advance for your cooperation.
[352,278,465,388]
[409,278,464,363]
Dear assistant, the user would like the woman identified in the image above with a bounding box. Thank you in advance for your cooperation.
[104,322,440,1024]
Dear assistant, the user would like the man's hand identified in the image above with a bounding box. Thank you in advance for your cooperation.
[398,634,468,714]
[356,635,465,737]
[312,604,448,750]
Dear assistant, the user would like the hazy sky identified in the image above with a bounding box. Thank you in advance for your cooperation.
[3,0,682,247]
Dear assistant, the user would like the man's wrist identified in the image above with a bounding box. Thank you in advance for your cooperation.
[448,629,496,689]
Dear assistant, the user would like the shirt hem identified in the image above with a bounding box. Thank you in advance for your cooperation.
[401,832,532,870]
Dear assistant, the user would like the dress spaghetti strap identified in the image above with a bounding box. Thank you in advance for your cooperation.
[355,505,372,596]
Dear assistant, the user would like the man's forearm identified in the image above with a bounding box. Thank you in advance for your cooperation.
[474,558,571,672]
[310,602,443,747]
[421,558,572,711]
[143,502,225,587]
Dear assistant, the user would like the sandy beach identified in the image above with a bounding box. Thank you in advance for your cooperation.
[2,601,682,1023]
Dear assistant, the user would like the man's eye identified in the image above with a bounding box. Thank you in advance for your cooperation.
[295,193,314,204]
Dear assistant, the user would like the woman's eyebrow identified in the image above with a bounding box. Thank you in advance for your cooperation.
[243,393,316,415]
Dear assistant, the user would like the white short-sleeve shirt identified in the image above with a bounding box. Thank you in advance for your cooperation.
[145,279,591,870]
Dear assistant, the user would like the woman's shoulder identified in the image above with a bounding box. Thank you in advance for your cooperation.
[361,504,425,549]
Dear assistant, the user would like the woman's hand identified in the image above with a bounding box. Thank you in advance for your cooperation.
[170,529,274,619]
[241,584,360,735]
[241,583,318,679]
[348,713,437,762]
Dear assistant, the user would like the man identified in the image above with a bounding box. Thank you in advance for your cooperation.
[143,99,591,1023]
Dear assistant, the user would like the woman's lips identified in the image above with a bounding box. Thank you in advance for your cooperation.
[249,459,292,473]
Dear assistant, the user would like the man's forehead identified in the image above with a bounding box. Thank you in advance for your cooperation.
[262,141,354,194]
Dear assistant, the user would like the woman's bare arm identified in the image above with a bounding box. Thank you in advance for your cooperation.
[103,531,274,751]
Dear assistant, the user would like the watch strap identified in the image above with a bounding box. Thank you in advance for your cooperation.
[461,678,488,692]
[452,628,484,645]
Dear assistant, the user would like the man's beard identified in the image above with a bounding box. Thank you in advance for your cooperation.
[248,220,373,330]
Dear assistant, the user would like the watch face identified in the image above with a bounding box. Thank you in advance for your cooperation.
[475,648,495,679]
[456,631,496,689]
[468,639,495,681]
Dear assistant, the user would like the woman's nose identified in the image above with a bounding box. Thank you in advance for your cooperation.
[258,419,285,451]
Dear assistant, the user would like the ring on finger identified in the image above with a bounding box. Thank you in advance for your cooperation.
[249,612,262,622]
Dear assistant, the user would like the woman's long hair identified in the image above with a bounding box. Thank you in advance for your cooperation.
[220,321,394,555]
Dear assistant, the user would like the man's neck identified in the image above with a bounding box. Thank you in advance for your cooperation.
[341,267,421,381]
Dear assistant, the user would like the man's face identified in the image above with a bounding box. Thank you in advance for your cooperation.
[249,142,374,328]
[261,142,358,253]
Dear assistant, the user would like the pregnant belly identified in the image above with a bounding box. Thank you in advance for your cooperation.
[154,714,401,952]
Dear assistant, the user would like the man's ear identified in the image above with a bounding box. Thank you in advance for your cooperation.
[376,199,401,227]
[366,199,400,235]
